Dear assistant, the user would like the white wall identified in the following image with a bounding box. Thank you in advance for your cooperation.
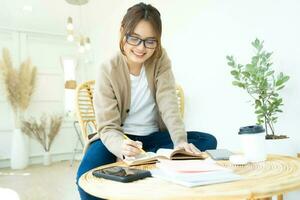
[164,0,300,153]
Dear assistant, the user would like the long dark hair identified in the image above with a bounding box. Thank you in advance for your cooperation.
[119,2,162,59]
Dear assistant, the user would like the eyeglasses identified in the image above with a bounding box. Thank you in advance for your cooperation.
[125,34,157,49]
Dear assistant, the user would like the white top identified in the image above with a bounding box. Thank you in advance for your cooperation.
[123,66,159,136]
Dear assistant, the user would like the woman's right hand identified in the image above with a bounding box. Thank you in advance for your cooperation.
[121,139,143,158]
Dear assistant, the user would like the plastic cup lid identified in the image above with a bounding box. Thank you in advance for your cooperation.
[238,125,265,135]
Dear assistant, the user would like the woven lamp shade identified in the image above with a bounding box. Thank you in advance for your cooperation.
[65,80,77,89]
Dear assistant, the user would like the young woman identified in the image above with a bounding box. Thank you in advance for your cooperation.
[76,3,217,199]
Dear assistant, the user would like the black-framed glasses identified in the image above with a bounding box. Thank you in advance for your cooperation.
[125,34,157,49]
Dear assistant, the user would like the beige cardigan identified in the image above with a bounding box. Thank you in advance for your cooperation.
[88,49,187,158]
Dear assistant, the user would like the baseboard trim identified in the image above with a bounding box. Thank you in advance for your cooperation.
[0,152,83,168]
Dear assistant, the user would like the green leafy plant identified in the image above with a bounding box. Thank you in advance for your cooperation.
[226,39,290,139]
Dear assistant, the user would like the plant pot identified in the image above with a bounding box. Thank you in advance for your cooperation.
[265,137,296,156]
[10,128,29,169]
[43,151,51,166]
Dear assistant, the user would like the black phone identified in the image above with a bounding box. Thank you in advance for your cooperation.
[205,149,234,160]
[92,166,151,183]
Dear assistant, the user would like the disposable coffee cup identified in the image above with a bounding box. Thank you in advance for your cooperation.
[239,125,267,162]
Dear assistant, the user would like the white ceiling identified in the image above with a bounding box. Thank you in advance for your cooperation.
[0,0,121,34]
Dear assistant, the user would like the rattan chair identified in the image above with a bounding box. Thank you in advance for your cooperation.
[75,80,97,144]
[75,80,184,144]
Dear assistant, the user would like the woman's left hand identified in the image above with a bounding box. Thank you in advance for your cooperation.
[175,142,201,154]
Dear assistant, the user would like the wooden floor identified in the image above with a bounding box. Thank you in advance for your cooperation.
[0,160,80,200]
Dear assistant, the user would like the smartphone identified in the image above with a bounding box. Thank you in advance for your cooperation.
[92,166,151,183]
[205,149,234,160]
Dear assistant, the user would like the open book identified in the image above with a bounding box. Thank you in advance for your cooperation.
[124,148,208,166]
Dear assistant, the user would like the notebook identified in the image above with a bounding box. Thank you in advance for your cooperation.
[155,159,231,173]
[124,148,208,166]
[151,169,242,187]
[151,159,242,187]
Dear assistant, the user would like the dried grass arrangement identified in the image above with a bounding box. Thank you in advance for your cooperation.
[0,48,37,127]
[21,114,63,152]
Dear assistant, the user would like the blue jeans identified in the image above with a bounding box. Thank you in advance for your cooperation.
[76,131,217,200]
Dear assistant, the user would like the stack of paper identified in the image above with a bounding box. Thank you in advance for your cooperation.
[151,159,242,187]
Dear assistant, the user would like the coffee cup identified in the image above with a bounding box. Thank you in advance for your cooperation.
[238,125,267,162]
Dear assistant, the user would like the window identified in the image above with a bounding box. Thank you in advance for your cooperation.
[61,57,77,118]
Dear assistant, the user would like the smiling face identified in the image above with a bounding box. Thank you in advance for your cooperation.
[119,3,162,65]
[123,20,157,65]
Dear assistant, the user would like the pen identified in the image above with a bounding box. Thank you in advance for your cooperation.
[123,134,146,154]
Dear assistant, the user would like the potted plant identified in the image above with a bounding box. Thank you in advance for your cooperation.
[21,114,63,165]
[0,48,37,169]
[226,38,290,140]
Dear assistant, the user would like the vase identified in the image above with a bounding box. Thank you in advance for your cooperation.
[10,128,29,169]
[43,151,51,166]
[265,137,296,156]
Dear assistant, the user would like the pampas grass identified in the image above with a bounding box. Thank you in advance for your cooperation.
[21,114,63,152]
[0,48,37,125]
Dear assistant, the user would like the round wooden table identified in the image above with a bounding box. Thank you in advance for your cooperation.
[79,155,300,200]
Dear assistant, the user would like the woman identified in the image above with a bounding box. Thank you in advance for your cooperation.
[76,3,217,199]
